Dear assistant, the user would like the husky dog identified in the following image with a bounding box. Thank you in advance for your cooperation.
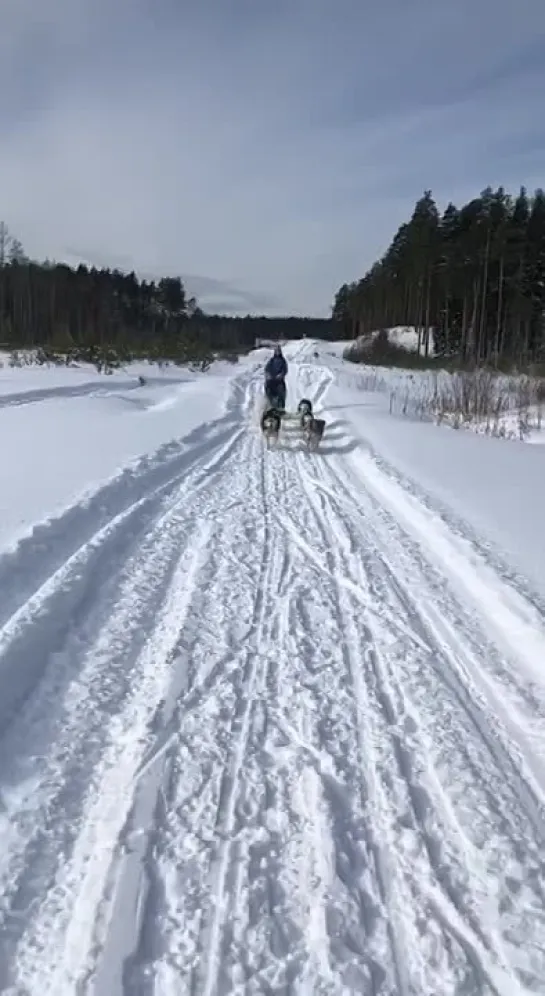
[260,407,282,447]
[301,412,326,451]
[297,398,313,428]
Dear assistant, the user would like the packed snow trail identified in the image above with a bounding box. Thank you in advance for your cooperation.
[0,351,545,994]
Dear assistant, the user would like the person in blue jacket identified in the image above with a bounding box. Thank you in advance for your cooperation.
[264,345,288,408]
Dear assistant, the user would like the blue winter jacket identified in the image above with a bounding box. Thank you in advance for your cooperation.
[265,353,288,380]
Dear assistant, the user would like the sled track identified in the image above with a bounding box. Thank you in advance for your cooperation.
[0,373,256,993]
[0,374,188,410]
[0,360,544,994]
[289,452,545,994]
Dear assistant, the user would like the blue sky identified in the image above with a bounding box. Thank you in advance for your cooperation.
[2,0,545,316]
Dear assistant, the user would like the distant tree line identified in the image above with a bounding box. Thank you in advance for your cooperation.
[333,186,545,368]
[0,222,335,367]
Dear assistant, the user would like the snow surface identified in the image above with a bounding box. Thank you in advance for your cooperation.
[1,340,545,995]
[345,325,435,355]
[383,325,435,354]
[351,363,545,444]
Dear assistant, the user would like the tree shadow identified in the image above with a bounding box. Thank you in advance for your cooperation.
[281,434,361,456]
[312,438,361,455]
[323,403,372,412]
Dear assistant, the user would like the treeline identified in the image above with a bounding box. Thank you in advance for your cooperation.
[333,186,545,368]
[0,222,335,365]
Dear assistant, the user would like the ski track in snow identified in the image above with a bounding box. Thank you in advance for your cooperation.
[0,346,545,994]
[0,374,188,409]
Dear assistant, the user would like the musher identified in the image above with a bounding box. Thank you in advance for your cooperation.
[264,344,288,409]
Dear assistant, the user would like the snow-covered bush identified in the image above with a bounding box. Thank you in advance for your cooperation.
[353,364,545,442]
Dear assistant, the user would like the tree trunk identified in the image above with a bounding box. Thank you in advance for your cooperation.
[478,227,490,363]
[494,253,504,365]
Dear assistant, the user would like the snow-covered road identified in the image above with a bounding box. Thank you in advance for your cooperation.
[1,344,545,995]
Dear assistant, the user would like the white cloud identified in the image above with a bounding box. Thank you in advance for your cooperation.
[2,0,545,315]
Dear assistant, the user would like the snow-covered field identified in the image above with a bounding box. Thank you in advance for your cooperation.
[343,364,545,444]
[340,331,545,443]
[1,340,545,995]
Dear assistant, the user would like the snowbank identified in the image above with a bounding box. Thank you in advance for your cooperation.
[344,325,436,357]
[337,363,545,444]
[322,366,545,598]
[0,356,258,552]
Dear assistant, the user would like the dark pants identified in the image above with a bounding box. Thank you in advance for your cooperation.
[265,379,286,408]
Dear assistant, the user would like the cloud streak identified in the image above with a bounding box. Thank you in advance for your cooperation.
[2,0,545,316]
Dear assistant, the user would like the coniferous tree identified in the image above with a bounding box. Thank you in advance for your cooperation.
[334,186,545,368]
[0,222,338,360]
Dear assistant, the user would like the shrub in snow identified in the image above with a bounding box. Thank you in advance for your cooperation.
[189,356,212,372]
[343,328,438,369]
[354,362,545,442]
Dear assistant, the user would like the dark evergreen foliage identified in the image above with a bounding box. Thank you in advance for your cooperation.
[0,223,335,365]
[333,186,545,368]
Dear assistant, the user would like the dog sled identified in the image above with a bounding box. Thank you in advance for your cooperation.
[260,394,326,451]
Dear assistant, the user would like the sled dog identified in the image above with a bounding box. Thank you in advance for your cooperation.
[297,398,313,427]
[301,412,326,450]
[260,407,281,447]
